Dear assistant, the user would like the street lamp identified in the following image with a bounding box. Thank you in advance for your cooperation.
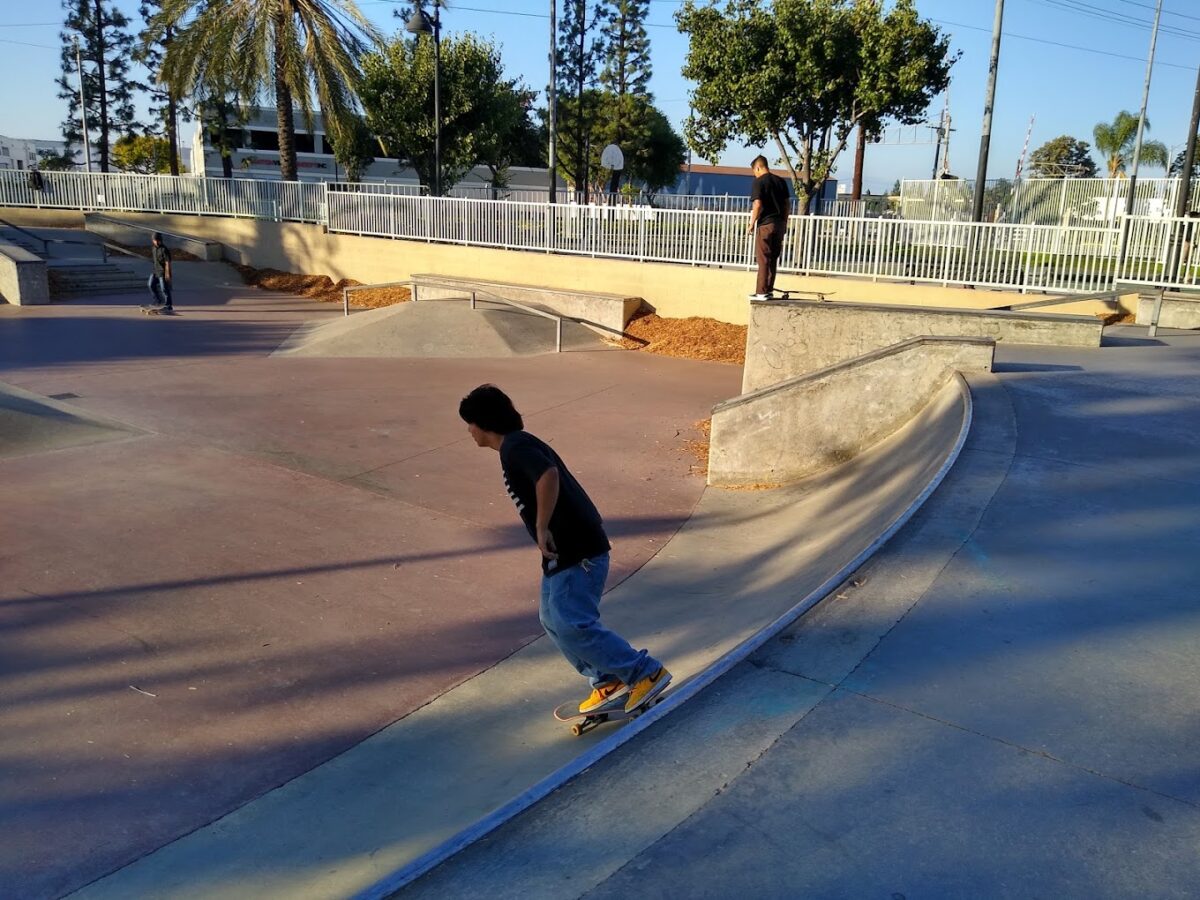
[406,2,442,196]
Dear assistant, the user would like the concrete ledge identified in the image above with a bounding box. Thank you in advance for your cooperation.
[0,239,49,305]
[1136,293,1200,329]
[743,298,1098,393]
[410,273,642,336]
[83,212,224,261]
[710,336,993,487]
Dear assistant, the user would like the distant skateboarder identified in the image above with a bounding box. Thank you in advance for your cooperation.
[746,155,790,300]
[459,384,671,715]
[147,232,173,311]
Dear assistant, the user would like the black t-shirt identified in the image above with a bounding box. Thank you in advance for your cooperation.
[750,172,791,227]
[151,244,172,277]
[499,430,610,576]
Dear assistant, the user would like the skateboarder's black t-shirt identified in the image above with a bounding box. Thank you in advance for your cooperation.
[499,430,610,577]
[151,244,171,277]
[750,172,790,227]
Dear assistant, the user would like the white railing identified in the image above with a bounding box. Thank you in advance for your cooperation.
[5,169,1200,294]
[0,169,327,223]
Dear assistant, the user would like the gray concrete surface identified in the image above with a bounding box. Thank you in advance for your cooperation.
[275,298,612,358]
[83,213,224,261]
[400,327,1200,899]
[1137,293,1200,329]
[709,337,991,486]
[0,381,142,457]
[411,274,642,336]
[743,298,1102,393]
[68,355,968,900]
[0,240,49,305]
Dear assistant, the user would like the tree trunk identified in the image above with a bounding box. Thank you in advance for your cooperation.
[166,25,179,176]
[852,122,866,201]
[94,0,110,172]
[272,11,297,181]
[275,64,297,181]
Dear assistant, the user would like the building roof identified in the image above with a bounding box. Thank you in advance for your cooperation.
[679,162,792,178]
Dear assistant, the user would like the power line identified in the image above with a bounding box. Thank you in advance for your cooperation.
[1029,0,1200,40]
[1111,0,1200,23]
[933,16,1194,70]
[0,22,63,28]
[362,0,678,29]
[0,37,57,49]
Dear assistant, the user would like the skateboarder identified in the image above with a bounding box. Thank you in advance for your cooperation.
[147,232,173,311]
[459,384,671,715]
[746,155,790,300]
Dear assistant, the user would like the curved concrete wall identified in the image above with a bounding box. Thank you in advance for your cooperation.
[709,336,994,487]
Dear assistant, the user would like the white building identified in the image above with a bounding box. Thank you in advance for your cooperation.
[190,107,559,194]
[0,135,84,171]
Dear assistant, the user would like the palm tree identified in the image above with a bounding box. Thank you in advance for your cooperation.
[1093,110,1169,178]
[156,0,381,181]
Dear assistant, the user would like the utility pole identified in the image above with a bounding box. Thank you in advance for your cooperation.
[1154,62,1200,336]
[73,38,93,173]
[548,0,558,203]
[1117,0,1163,277]
[972,0,1004,222]
[1125,0,1163,220]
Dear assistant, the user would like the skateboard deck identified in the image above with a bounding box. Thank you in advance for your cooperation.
[775,288,833,301]
[141,305,176,315]
[553,680,672,737]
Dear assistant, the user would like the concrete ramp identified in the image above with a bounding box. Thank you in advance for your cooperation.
[273,298,611,358]
[71,374,972,900]
[0,382,142,459]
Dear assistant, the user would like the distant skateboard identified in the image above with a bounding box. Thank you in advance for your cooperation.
[553,681,672,737]
[141,304,176,315]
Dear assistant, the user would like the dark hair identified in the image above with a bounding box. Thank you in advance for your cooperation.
[459,384,524,434]
[152,232,163,243]
[750,155,769,170]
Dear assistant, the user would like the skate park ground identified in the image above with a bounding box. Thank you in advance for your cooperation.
[3,251,1200,898]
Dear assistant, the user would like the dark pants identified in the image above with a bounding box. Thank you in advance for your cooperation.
[755,220,785,295]
[148,274,173,306]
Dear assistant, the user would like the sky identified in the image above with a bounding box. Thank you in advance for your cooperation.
[2,0,1199,194]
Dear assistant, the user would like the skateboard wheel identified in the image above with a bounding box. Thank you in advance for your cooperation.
[571,723,583,737]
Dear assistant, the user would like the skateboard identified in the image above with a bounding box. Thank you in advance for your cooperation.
[553,681,672,737]
[141,305,176,315]
[774,289,833,302]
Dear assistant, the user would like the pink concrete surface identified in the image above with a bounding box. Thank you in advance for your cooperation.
[0,265,741,899]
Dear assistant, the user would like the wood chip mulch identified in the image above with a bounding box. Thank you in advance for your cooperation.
[609,311,747,365]
[227,263,411,308]
[682,418,711,478]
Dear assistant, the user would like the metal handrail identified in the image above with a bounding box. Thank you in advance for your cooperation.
[342,277,565,352]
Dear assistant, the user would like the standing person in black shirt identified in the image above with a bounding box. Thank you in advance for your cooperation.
[147,233,173,311]
[459,384,672,715]
[747,155,791,299]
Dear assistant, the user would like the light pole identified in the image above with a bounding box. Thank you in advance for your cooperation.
[73,37,93,173]
[549,0,558,203]
[406,2,442,196]
[972,0,1004,222]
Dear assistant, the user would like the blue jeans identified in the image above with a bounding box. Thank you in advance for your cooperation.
[148,274,172,306]
[539,553,660,688]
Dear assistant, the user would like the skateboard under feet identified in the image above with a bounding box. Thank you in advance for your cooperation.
[141,304,176,315]
[553,675,673,737]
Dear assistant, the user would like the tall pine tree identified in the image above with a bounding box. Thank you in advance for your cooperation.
[136,0,185,176]
[597,0,652,193]
[56,0,143,173]
[556,0,605,200]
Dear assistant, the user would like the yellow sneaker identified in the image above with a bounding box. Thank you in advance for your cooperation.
[624,666,672,713]
[579,680,629,714]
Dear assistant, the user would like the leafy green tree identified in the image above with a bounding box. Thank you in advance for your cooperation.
[195,77,250,179]
[56,0,144,172]
[626,102,686,194]
[360,32,533,194]
[1093,111,1168,178]
[677,0,954,212]
[327,113,378,183]
[473,87,541,195]
[1027,135,1098,178]
[157,0,381,181]
[37,148,79,171]
[557,1,606,197]
[112,133,174,173]
[597,0,652,193]
[1169,145,1200,179]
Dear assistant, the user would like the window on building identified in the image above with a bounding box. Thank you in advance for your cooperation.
[248,130,280,151]
[1,147,10,157]
[293,133,315,154]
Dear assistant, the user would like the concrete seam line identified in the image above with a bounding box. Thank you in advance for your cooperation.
[352,374,974,900]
